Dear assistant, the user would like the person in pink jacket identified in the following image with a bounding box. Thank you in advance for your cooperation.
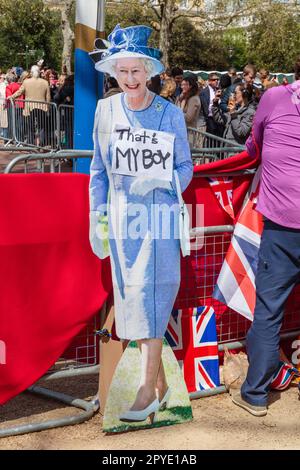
[232,57,300,417]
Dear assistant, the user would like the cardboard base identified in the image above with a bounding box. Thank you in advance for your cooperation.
[103,340,193,433]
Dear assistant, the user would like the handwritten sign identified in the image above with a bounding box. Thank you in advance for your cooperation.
[111,126,175,182]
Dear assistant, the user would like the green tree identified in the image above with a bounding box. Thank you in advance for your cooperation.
[0,0,62,71]
[169,18,202,69]
[105,0,261,68]
[140,0,259,67]
[105,1,158,43]
[44,0,75,74]
[170,19,230,70]
[222,27,248,70]
[105,2,239,71]
[246,3,300,72]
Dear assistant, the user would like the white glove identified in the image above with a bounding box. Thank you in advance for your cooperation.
[89,211,110,260]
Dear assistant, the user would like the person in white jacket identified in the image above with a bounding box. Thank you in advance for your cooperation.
[0,74,8,139]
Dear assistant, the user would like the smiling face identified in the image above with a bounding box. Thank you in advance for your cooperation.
[181,79,191,95]
[115,58,148,98]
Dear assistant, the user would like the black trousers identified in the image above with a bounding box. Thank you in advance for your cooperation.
[26,109,47,145]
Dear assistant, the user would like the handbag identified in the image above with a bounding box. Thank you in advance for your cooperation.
[174,170,191,257]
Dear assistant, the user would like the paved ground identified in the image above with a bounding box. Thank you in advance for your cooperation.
[1,374,300,450]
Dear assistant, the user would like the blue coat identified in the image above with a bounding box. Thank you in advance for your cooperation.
[89,93,193,340]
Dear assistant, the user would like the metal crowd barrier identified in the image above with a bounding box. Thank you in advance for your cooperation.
[0,99,75,151]
[3,146,244,174]
[191,147,245,165]
[187,127,245,159]
[4,150,93,174]
[1,103,244,154]
[2,157,300,436]
[187,127,245,165]
[58,104,74,150]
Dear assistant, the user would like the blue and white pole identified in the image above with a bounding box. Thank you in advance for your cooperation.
[74,0,105,173]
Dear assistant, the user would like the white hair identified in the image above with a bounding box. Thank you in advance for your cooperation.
[31,65,40,78]
[106,57,156,80]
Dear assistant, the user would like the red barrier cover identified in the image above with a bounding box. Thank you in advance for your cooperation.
[185,150,259,227]
[0,173,112,405]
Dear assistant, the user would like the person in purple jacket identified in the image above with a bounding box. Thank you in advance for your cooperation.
[232,57,300,417]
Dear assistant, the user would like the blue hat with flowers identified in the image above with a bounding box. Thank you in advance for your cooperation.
[89,24,164,77]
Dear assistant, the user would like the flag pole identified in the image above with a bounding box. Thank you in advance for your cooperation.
[74,0,106,173]
[97,0,106,38]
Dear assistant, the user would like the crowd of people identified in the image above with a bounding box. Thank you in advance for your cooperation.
[0,63,74,147]
[0,58,296,152]
[103,62,294,151]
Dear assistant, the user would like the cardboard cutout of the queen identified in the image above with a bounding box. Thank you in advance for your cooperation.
[89,24,193,428]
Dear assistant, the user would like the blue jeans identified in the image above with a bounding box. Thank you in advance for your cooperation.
[241,218,300,406]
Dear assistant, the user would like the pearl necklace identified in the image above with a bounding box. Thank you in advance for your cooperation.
[124,88,151,111]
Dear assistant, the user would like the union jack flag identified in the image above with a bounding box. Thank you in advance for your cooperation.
[165,306,220,393]
[271,361,300,391]
[213,167,263,320]
[208,177,234,219]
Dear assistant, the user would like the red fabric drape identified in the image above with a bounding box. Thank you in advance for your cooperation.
[0,174,111,405]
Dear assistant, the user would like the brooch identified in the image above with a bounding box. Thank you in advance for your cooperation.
[155,101,163,112]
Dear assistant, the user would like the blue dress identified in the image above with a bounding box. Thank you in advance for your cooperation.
[89,93,193,340]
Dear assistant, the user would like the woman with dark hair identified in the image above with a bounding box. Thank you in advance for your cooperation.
[54,74,74,148]
[212,83,256,146]
[53,74,74,106]
[43,69,58,146]
[219,73,232,91]
[176,76,200,129]
[44,69,58,101]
